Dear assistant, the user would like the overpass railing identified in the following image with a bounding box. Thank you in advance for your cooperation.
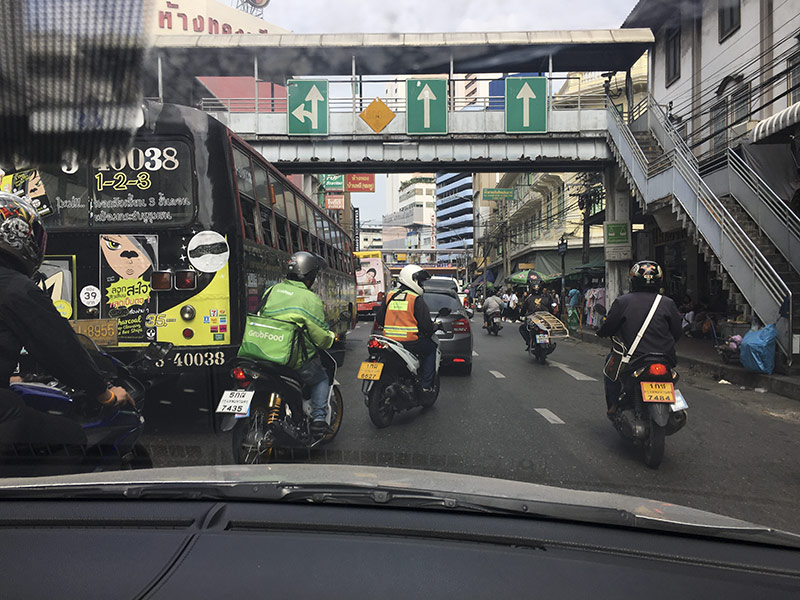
[198,75,607,116]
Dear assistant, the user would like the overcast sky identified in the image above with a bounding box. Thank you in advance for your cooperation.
[229,0,637,222]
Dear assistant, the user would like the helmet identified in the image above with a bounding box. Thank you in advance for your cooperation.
[397,264,430,296]
[0,192,46,277]
[287,251,326,289]
[630,260,663,292]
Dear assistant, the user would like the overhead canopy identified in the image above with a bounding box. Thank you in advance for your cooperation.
[148,29,654,103]
[751,101,800,144]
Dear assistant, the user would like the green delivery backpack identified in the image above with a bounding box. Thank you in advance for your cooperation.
[238,287,310,368]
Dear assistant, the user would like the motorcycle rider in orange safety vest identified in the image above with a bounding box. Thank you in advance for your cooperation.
[375,265,437,391]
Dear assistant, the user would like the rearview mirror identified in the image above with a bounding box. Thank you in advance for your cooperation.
[437,307,451,318]
[593,304,607,316]
[466,308,474,319]
[338,310,352,322]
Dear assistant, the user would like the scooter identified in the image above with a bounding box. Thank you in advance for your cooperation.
[525,312,558,364]
[610,353,689,468]
[219,307,351,465]
[6,335,172,473]
[593,304,688,469]
[358,308,449,428]
[485,310,502,335]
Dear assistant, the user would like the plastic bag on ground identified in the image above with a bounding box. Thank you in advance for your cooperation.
[739,323,778,375]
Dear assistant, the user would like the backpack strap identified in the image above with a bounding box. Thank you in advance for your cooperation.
[255,285,275,315]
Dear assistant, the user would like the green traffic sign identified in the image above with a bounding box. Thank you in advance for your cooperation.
[483,188,514,201]
[287,79,328,136]
[505,76,547,134]
[406,79,447,135]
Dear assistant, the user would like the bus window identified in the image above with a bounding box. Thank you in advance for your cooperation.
[270,172,290,252]
[254,163,274,247]
[232,147,260,241]
[290,222,302,252]
[285,189,300,224]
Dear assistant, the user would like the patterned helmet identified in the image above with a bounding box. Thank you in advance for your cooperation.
[0,192,47,277]
[630,260,663,292]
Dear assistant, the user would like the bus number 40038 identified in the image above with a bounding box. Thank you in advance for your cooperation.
[155,351,226,368]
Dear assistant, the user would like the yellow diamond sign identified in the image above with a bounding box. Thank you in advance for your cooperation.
[360,98,395,133]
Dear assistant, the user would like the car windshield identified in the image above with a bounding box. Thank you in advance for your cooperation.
[1,0,800,549]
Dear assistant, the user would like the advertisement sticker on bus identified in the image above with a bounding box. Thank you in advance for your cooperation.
[99,234,158,343]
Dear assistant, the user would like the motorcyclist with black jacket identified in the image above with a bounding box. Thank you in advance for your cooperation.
[0,193,133,447]
[597,261,683,414]
[519,283,544,350]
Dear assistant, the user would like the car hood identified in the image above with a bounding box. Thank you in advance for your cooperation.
[0,463,786,536]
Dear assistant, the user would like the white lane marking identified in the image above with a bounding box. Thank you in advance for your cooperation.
[489,370,505,379]
[355,324,361,329]
[535,408,565,424]
[472,350,479,356]
[549,360,597,381]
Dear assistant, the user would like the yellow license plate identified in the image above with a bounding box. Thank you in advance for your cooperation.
[357,361,384,380]
[70,319,119,347]
[357,297,365,303]
[641,381,676,403]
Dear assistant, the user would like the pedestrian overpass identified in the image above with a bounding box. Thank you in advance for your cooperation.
[147,30,799,363]
[149,30,650,171]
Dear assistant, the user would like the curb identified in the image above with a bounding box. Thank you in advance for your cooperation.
[564,330,799,402]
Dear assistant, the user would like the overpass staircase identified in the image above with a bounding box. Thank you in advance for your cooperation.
[606,96,798,368]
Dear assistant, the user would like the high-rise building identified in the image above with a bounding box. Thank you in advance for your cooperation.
[382,175,436,251]
[435,172,473,261]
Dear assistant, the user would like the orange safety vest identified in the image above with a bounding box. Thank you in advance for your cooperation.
[383,290,420,342]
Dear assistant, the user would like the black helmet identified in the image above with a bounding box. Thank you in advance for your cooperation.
[0,192,47,277]
[630,260,663,292]
[287,251,326,289]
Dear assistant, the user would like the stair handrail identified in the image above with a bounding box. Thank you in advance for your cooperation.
[726,148,800,243]
[608,97,793,361]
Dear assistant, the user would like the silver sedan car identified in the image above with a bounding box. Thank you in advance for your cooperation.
[424,290,474,375]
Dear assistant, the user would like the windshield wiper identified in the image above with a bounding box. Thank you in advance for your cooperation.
[2,479,799,550]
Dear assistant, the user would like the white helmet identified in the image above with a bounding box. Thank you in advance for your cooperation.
[398,264,430,296]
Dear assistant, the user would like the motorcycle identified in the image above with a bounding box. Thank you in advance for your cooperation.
[219,311,351,464]
[485,311,502,335]
[6,335,172,473]
[525,312,558,364]
[358,307,450,428]
[593,305,688,469]
[610,353,689,468]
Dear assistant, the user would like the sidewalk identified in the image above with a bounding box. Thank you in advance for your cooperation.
[567,328,800,402]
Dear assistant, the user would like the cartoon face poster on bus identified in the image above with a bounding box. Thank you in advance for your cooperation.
[99,234,158,343]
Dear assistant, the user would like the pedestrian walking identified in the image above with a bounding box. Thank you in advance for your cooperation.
[567,286,581,332]
[509,289,519,322]
[502,288,510,321]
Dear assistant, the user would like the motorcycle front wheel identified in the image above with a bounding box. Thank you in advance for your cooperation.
[642,421,666,469]
[232,403,274,464]
[367,379,395,428]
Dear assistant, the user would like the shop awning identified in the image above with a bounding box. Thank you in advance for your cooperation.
[571,257,606,272]
[751,101,800,144]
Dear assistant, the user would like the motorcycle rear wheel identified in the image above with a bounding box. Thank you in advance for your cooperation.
[232,404,274,464]
[532,346,547,364]
[642,421,666,469]
[367,380,395,428]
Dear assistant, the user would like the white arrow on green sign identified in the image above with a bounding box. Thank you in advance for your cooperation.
[287,79,329,136]
[505,76,547,134]
[406,79,447,135]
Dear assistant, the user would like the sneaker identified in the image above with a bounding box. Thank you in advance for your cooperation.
[310,419,330,435]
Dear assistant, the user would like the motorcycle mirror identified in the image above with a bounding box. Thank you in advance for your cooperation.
[338,310,352,322]
[437,307,451,317]
[466,308,474,318]
[593,304,607,316]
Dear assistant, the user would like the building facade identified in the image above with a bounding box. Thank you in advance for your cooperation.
[359,223,383,251]
[435,172,473,261]
[382,175,436,251]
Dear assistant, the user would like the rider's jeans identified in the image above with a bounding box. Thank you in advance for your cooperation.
[405,337,437,389]
[0,388,86,446]
[296,355,329,422]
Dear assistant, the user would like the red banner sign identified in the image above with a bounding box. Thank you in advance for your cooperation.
[346,173,375,192]
[325,194,345,210]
